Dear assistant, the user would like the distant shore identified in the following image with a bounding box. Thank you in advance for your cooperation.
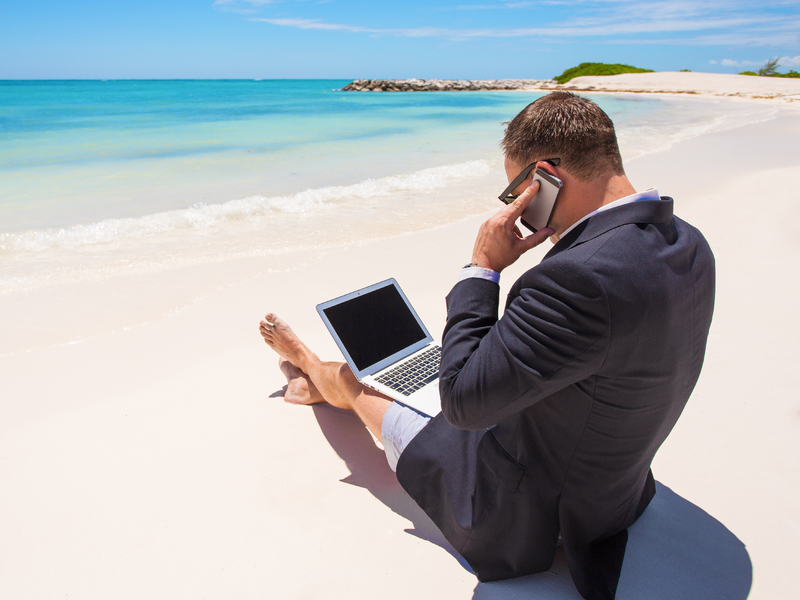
[343,72,800,105]
[341,78,541,91]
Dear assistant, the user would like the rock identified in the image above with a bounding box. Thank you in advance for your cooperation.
[340,79,555,92]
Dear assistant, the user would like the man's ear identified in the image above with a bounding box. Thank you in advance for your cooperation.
[535,161,557,176]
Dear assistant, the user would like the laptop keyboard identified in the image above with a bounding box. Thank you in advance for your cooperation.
[374,345,442,397]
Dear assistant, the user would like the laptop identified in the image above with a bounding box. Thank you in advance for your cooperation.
[316,278,442,417]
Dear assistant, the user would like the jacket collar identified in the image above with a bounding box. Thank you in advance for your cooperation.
[543,197,674,261]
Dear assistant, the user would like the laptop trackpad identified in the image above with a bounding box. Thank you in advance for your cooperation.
[400,383,442,417]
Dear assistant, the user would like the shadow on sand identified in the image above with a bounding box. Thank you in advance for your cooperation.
[471,483,752,600]
[307,402,751,600]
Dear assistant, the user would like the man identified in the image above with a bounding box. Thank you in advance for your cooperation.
[259,91,715,600]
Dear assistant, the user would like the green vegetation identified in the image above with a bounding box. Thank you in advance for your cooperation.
[740,70,799,78]
[553,62,654,84]
[739,58,800,78]
[679,69,691,72]
[759,57,779,76]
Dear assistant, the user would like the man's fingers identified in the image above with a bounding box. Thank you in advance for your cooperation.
[507,180,540,217]
[520,227,555,250]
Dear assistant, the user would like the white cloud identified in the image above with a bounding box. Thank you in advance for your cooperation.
[709,59,717,64]
[252,14,800,42]
[252,18,458,37]
[715,56,800,71]
[254,18,370,32]
[213,0,277,16]
[720,58,762,67]
[456,1,555,8]
[657,30,800,46]
[213,0,275,9]
[240,0,800,46]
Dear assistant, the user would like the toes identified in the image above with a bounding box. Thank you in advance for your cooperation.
[259,319,276,341]
[260,313,295,337]
[269,314,291,332]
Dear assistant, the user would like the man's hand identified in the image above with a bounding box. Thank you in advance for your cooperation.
[471,181,555,273]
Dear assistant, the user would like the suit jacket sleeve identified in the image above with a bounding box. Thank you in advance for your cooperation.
[439,260,611,430]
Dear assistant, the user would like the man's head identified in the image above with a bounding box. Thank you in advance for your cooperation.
[501,91,624,182]
[501,92,635,237]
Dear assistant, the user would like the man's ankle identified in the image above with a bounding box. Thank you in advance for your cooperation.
[295,348,320,373]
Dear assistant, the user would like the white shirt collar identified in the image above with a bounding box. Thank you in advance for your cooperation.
[557,188,660,241]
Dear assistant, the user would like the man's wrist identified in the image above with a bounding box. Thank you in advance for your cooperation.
[470,255,500,272]
[459,265,500,284]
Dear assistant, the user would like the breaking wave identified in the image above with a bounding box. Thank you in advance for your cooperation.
[1,159,493,253]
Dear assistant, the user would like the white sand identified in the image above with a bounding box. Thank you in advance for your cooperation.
[1,87,799,599]
[530,71,800,105]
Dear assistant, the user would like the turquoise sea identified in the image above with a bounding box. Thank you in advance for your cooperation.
[0,80,776,292]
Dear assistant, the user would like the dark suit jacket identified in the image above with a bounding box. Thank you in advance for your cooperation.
[396,198,715,600]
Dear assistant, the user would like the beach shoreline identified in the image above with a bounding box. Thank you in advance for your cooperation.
[1,83,799,599]
[342,72,800,107]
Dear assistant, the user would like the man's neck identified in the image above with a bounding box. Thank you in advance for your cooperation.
[553,174,637,236]
[601,175,638,207]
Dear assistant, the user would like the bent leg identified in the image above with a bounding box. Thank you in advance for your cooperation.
[260,313,391,440]
[381,401,431,471]
[278,358,325,405]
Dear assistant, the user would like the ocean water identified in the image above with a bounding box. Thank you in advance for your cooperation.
[0,80,777,293]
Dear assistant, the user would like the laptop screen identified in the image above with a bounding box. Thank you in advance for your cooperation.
[320,283,427,372]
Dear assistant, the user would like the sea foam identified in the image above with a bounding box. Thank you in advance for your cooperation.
[0,160,493,254]
[0,92,780,295]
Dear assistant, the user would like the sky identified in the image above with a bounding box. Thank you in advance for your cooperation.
[1,0,799,79]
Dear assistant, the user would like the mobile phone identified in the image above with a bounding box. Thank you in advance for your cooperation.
[515,169,563,233]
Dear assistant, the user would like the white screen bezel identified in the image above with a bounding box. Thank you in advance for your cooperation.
[316,278,433,380]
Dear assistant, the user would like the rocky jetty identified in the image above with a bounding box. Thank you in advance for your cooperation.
[341,78,554,92]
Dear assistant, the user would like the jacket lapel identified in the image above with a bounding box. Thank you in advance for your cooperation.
[543,197,674,261]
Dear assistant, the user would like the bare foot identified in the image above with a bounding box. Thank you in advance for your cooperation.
[259,313,314,369]
[279,358,325,405]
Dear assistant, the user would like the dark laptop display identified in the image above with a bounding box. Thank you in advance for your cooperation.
[320,284,426,371]
[317,278,441,416]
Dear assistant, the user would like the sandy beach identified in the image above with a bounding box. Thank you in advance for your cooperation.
[530,71,800,105]
[1,77,799,599]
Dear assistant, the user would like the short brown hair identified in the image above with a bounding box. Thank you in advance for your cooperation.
[501,91,624,181]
